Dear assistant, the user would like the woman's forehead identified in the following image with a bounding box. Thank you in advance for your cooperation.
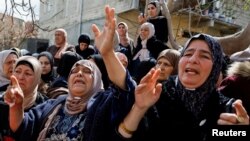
[15,64,33,71]
[148,3,156,8]
[141,26,149,30]
[186,40,210,51]
[75,62,92,70]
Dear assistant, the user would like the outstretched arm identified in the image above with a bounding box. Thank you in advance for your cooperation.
[218,100,249,125]
[92,5,127,89]
[4,75,24,132]
[118,68,162,138]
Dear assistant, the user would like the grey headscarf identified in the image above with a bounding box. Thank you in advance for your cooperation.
[65,60,104,115]
[172,34,223,120]
[0,50,18,87]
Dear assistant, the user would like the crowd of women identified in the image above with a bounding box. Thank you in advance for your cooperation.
[0,1,249,141]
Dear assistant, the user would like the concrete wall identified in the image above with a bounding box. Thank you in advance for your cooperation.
[38,0,138,46]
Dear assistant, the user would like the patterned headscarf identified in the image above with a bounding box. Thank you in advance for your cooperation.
[169,34,223,120]
[65,60,104,115]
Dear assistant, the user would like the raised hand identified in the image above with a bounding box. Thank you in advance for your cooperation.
[218,100,249,125]
[134,68,162,110]
[92,5,116,56]
[4,75,24,108]
[138,13,147,25]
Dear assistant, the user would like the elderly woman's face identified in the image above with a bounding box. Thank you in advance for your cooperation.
[147,4,157,17]
[55,31,65,46]
[140,27,150,40]
[68,65,93,97]
[14,64,35,95]
[178,40,213,89]
[155,58,173,81]
[4,53,18,79]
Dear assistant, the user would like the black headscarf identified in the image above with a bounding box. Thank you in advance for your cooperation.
[38,51,56,83]
[57,51,83,79]
[164,34,223,120]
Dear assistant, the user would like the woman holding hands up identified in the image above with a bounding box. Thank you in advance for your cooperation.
[118,34,249,141]
[3,5,136,141]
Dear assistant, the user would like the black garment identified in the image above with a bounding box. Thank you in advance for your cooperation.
[117,43,134,72]
[132,77,236,141]
[75,45,96,59]
[0,92,48,140]
[47,45,75,67]
[56,51,83,80]
[88,54,110,90]
[0,101,9,140]
[0,84,9,94]
[133,58,156,84]
[148,17,168,43]
[132,34,249,141]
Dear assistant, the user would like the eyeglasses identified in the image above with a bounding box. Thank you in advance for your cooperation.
[71,67,92,75]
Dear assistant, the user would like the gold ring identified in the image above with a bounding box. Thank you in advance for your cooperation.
[236,116,244,123]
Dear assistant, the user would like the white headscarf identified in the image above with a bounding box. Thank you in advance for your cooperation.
[133,22,155,61]
[0,50,18,87]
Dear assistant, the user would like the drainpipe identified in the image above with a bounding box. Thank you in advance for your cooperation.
[79,0,84,35]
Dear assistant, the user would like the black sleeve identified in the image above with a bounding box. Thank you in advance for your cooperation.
[0,101,9,131]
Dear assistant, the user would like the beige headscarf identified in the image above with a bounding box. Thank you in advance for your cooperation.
[54,28,69,59]
[157,49,181,75]
[65,60,104,115]
[14,56,42,109]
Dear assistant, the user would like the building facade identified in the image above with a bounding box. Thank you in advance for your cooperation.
[38,0,250,47]
[38,0,138,45]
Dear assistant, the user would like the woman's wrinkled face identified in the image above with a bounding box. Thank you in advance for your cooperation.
[155,58,173,81]
[39,56,52,75]
[14,64,35,94]
[178,40,213,89]
[4,53,18,79]
[55,31,65,46]
[140,27,150,40]
[68,65,93,97]
[147,4,157,17]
